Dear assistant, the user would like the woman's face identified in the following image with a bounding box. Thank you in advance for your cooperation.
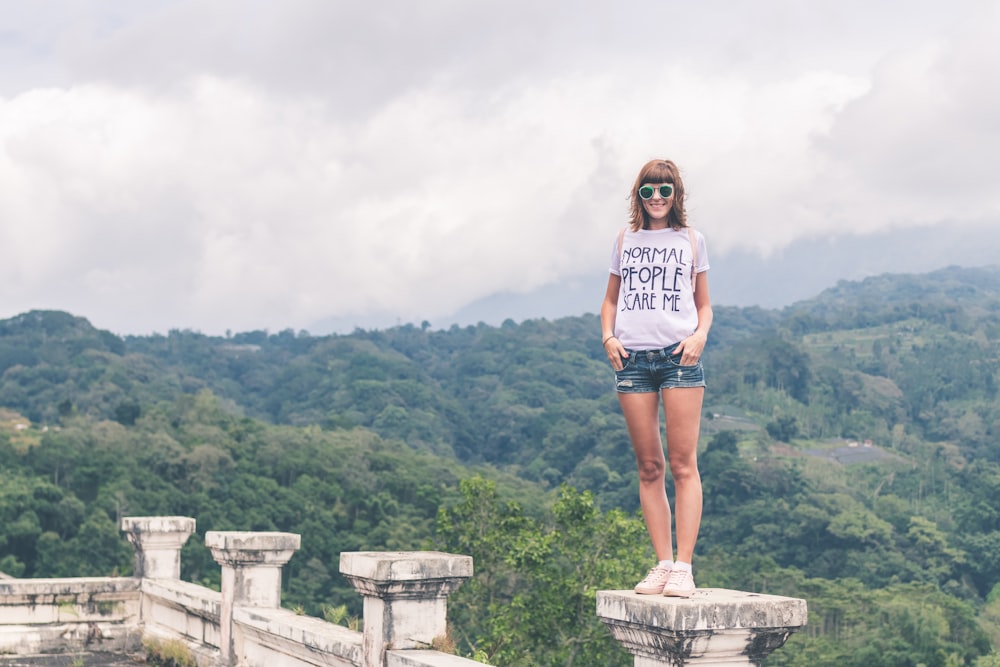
[639,182,674,224]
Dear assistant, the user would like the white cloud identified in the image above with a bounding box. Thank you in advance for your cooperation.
[1,1,997,334]
[797,4,1000,232]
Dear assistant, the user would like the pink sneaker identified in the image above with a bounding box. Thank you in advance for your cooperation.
[634,566,672,595]
[662,568,696,597]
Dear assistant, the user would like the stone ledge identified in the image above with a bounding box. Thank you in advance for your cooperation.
[120,517,196,536]
[340,552,473,584]
[597,588,807,630]
[386,650,493,667]
[205,531,302,557]
[340,551,473,601]
[0,624,141,656]
[234,607,362,666]
[0,577,140,599]
[597,588,807,665]
[0,651,144,667]
[140,578,221,621]
[0,577,139,626]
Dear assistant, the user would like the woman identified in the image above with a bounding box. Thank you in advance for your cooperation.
[600,158,713,597]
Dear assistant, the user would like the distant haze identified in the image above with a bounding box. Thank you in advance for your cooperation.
[317,219,1000,333]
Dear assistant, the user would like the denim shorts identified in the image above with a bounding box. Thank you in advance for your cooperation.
[614,342,706,393]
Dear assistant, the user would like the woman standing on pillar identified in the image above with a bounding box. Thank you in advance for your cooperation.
[600,158,713,597]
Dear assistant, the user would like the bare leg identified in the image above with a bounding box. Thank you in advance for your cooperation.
[662,387,704,564]
[619,392,673,561]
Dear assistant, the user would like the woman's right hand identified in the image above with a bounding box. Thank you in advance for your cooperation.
[604,336,628,371]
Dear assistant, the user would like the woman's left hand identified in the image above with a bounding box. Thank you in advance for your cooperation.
[675,332,707,366]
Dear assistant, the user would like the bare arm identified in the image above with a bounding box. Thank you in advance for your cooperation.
[601,273,628,371]
[676,271,713,365]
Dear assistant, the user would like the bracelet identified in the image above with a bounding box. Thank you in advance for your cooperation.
[602,335,616,345]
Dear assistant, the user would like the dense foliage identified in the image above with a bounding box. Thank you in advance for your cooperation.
[2,264,1000,665]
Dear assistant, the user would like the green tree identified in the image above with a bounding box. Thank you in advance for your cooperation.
[437,477,648,666]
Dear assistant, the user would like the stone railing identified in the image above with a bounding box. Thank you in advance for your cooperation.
[0,517,476,667]
[0,516,807,666]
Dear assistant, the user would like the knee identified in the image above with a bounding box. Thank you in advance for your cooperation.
[668,457,700,483]
[636,458,666,484]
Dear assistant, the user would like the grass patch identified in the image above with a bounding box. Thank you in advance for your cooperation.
[144,638,197,667]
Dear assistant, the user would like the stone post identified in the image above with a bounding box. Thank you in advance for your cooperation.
[597,588,807,666]
[206,531,301,666]
[121,516,196,579]
[340,551,473,667]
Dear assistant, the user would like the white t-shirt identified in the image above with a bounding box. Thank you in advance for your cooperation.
[609,227,710,350]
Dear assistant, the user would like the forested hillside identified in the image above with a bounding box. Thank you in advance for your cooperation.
[2,265,1000,666]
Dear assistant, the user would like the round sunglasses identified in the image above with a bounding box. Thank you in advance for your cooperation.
[638,184,674,200]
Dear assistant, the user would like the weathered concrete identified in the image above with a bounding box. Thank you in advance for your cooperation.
[597,588,807,666]
[138,577,221,666]
[340,552,473,667]
[206,531,301,666]
[0,652,144,667]
[121,516,196,580]
[0,577,141,655]
[385,651,490,667]
[233,607,362,667]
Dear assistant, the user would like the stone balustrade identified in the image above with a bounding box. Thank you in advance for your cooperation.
[0,517,481,667]
[0,516,807,666]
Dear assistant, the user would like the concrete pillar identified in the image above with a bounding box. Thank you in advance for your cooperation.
[121,516,196,579]
[340,551,473,667]
[597,588,807,666]
[206,531,301,666]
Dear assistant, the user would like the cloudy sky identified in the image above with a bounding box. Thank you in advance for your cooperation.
[2,0,998,336]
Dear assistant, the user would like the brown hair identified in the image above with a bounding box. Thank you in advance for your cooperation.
[627,159,687,231]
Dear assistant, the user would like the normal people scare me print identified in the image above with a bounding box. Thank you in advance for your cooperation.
[619,245,688,313]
